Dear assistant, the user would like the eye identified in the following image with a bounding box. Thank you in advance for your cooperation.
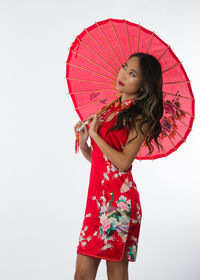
[130,72,135,77]
[121,64,135,77]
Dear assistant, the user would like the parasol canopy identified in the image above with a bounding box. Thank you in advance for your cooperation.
[65,18,195,160]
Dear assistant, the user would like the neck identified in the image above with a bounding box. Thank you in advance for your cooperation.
[120,94,136,104]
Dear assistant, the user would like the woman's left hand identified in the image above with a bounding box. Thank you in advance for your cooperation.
[88,114,101,138]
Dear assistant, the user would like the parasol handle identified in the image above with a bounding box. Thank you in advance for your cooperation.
[75,120,90,132]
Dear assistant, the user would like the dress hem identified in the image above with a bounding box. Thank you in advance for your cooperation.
[76,250,136,262]
[76,235,136,263]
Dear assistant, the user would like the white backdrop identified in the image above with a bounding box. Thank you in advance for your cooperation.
[1,0,200,279]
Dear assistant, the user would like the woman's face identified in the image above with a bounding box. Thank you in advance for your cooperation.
[116,56,143,97]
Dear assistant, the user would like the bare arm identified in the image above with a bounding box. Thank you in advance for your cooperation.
[90,133,124,170]
[80,141,92,163]
[120,115,149,170]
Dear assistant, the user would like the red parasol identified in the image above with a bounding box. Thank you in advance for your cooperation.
[65,18,195,160]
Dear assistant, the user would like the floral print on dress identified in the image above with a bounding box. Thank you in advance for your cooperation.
[131,202,142,224]
[127,202,142,261]
[77,96,142,262]
[99,192,131,243]
[90,194,116,251]
[101,153,130,188]
[78,214,99,248]
[128,235,139,261]
[89,189,131,251]
[120,177,138,193]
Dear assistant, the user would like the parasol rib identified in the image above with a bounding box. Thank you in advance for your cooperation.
[175,130,186,142]
[95,21,122,67]
[73,94,117,110]
[65,88,113,95]
[124,20,131,57]
[158,45,170,61]
[124,20,131,55]
[166,133,178,151]
[163,80,191,85]
[70,50,116,75]
[66,62,114,80]
[177,118,192,130]
[162,61,182,73]
[157,137,168,156]
[163,91,194,100]
[84,28,120,72]
[76,36,118,72]
[66,77,114,85]
[137,23,141,53]
[146,32,155,54]
[109,19,126,62]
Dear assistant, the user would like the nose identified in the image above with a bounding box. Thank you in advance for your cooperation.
[121,73,127,83]
[122,69,129,80]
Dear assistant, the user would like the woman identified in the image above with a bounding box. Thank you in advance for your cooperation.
[73,52,163,280]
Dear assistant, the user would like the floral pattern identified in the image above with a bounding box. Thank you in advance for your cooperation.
[77,96,142,262]
[152,90,186,142]
[99,193,131,243]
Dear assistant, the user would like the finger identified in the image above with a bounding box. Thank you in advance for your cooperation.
[75,121,82,125]
[85,124,88,131]
[74,125,79,131]
[92,114,97,120]
[75,122,82,129]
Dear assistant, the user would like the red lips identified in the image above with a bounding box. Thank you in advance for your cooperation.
[118,80,124,86]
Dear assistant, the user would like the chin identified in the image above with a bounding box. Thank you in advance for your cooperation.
[115,85,123,92]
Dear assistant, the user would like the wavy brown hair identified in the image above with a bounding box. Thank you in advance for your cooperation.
[106,52,164,157]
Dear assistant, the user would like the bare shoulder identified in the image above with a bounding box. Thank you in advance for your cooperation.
[122,114,149,164]
[127,114,149,140]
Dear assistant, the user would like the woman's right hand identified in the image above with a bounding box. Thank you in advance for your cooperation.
[74,120,89,145]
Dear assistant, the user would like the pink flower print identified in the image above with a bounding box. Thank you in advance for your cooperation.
[163,101,176,115]
[116,201,129,211]
[102,221,111,231]
[161,118,172,133]
[100,213,111,231]
[120,177,131,193]
[127,199,131,205]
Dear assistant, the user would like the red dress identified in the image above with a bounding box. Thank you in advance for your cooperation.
[76,97,142,262]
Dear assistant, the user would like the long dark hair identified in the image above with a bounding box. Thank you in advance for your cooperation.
[106,52,164,156]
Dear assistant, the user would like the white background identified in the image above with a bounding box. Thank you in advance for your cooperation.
[1,0,199,279]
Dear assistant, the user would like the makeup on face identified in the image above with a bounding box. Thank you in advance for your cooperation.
[118,80,125,86]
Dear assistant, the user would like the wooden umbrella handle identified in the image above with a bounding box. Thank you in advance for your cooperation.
[86,94,121,121]
[75,94,121,132]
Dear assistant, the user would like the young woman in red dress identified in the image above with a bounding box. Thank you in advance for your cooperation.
[73,52,163,280]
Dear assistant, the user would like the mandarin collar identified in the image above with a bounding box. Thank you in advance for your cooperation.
[114,96,136,109]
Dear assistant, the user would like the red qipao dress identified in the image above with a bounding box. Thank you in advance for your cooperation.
[76,96,142,262]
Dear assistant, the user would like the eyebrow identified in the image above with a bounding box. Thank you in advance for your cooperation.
[124,62,140,76]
